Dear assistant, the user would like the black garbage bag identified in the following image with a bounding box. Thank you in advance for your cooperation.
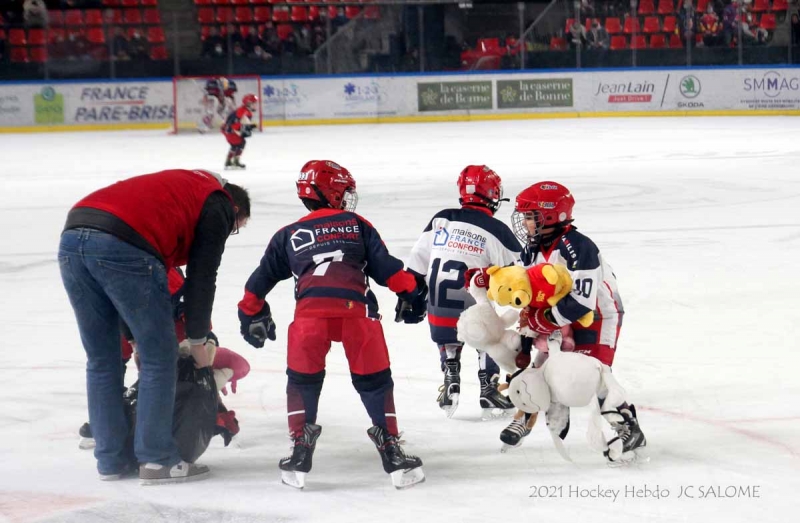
[124,358,218,464]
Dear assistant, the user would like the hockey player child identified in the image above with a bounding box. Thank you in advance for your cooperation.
[237,160,428,490]
[406,165,520,419]
[499,181,646,458]
[222,93,258,170]
[198,77,236,134]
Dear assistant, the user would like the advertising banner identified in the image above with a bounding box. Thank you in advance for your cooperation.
[417,81,493,112]
[496,78,573,109]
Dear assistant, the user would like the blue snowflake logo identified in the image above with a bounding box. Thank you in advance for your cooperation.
[344,83,356,95]
[264,85,275,97]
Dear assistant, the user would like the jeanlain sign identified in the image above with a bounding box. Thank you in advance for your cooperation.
[496,79,573,109]
[417,81,493,112]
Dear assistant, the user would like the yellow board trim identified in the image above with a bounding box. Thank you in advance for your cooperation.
[0,122,172,133]
[1,109,799,133]
[262,109,800,127]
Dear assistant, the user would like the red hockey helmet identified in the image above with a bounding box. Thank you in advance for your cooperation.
[511,181,575,244]
[297,160,358,211]
[457,165,507,214]
[243,93,258,111]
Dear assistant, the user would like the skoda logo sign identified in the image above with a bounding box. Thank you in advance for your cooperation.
[679,76,701,99]
[41,86,56,102]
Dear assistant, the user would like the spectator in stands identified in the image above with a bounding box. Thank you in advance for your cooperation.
[129,29,149,60]
[202,26,226,58]
[23,0,47,28]
[566,20,587,49]
[700,3,721,47]
[587,20,609,50]
[722,1,738,47]
[580,0,596,18]
[225,23,243,52]
[243,26,262,56]
[249,44,272,61]
[262,25,281,56]
[282,31,298,55]
[232,41,246,58]
[112,26,131,61]
[792,13,800,47]
[740,11,767,45]
[677,0,697,47]
[296,25,312,55]
[65,31,90,61]
[332,7,348,33]
[312,25,326,52]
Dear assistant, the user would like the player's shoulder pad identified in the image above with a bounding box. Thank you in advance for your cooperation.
[421,208,460,232]
[557,227,600,271]
[457,208,521,252]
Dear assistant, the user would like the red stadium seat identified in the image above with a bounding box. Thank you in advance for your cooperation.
[564,18,574,34]
[327,6,338,19]
[141,0,159,5]
[102,0,121,6]
[623,16,641,34]
[9,29,27,46]
[198,7,215,23]
[272,7,290,23]
[290,6,308,22]
[10,48,29,63]
[605,17,622,34]
[662,15,677,34]
[28,29,46,45]
[147,26,166,43]
[697,0,709,12]
[124,9,143,25]
[212,0,230,4]
[549,36,567,51]
[276,23,293,40]
[235,6,253,22]
[143,9,161,24]
[106,9,124,24]
[86,27,106,44]
[345,6,361,19]
[478,38,501,53]
[630,34,646,49]
[308,5,320,21]
[751,0,769,13]
[657,0,674,15]
[643,16,660,33]
[364,6,379,20]
[610,35,627,50]
[150,45,169,60]
[49,28,66,43]
[760,13,776,30]
[65,10,84,26]
[85,9,103,25]
[638,0,655,15]
[216,7,233,23]
[773,0,788,11]
[249,0,269,4]
[0,29,5,41]
[30,47,47,63]
[649,34,666,48]
[121,0,140,6]
[195,0,212,4]
[48,10,64,26]
[669,33,683,48]
[254,6,271,22]
[231,0,250,4]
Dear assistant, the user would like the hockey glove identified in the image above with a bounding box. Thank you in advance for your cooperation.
[464,267,491,290]
[515,335,533,369]
[242,124,256,138]
[215,410,240,447]
[238,303,276,348]
[525,307,559,336]
[394,281,429,324]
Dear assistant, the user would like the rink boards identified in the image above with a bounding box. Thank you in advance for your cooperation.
[1,66,799,133]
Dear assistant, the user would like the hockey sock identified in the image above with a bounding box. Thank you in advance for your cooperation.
[438,344,463,371]
[286,369,325,436]
[478,350,500,377]
[351,368,398,435]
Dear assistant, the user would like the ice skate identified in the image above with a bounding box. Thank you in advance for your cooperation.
[499,416,533,453]
[233,157,246,170]
[602,404,648,466]
[367,425,425,489]
[437,358,460,418]
[78,422,95,450]
[478,370,514,420]
[279,423,321,489]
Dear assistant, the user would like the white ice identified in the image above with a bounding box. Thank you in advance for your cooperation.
[1,117,799,523]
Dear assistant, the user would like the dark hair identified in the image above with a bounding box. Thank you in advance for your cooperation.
[225,182,251,220]
[300,198,326,212]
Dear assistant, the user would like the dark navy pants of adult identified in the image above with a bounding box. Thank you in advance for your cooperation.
[59,228,181,475]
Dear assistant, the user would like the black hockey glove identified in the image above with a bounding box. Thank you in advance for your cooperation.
[241,124,256,138]
[238,303,276,348]
[394,281,428,324]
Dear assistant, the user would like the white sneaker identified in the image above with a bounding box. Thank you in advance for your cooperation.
[139,461,210,486]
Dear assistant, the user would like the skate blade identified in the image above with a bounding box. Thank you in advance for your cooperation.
[281,470,306,489]
[481,407,513,421]
[607,447,650,467]
[79,437,95,450]
[441,394,459,418]
[390,467,425,490]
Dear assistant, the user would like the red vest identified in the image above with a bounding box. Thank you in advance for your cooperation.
[74,169,229,267]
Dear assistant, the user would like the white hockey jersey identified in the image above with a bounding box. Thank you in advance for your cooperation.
[522,227,623,347]
[407,207,521,344]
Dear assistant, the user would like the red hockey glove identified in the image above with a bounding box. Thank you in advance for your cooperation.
[515,351,531,369]
[526,308,559,336]
[464,267,490,290]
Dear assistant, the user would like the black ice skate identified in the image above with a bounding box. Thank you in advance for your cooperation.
[367,425,425,489]
[499,417,533,453]
[233,157,246,170]
[78,421,95,450]
[279,423,321,489]
[437,358,461,418]
[478,370,514,420]
[602,404,648,465]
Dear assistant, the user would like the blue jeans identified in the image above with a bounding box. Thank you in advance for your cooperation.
[59,228,181,474]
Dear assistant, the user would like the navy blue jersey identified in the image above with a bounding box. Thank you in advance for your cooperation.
[241,208,411,319]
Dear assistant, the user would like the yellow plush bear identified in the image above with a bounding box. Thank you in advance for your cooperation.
[486,264,593,327]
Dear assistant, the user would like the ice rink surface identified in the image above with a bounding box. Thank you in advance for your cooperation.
[1,117,799,522]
